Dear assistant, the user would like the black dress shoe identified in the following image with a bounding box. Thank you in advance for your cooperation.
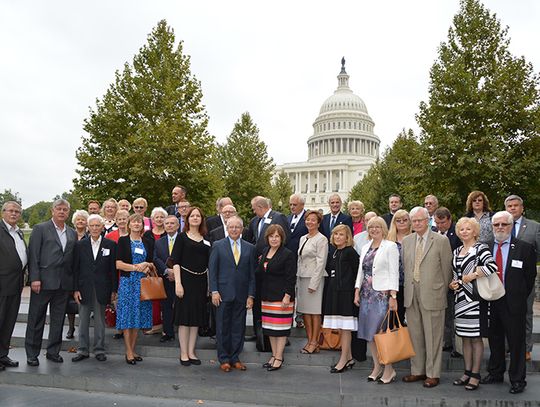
[450,351,463,358]
[27,357,39,366]
[159,334,174,343]
[480,373,503,384]
[180,359,191,366]
[95,354,107,362]
[125,355,136,365]
[0,356,19,367]
[189,358,201,365]
[509,382,526,394]
[72,354,89,362]
[46,353,64,363]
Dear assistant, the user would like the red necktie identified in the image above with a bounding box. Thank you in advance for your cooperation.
[496,242,504,282]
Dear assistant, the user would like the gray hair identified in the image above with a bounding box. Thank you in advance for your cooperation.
[289,194,305,204]
[409,206,428,219]
[328,193,342,203]
[226,215,244,227]
[52,198,70,209]
[2,201,22,212]
[424,194,439,205]
[151,207,168,218]
[71,209,89,224]
[504,194,523,206]
[492,211,513,225]
[87,214,104,225]
[253,196,270,209]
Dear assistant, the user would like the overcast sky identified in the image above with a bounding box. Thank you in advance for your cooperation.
[1,0,539,208]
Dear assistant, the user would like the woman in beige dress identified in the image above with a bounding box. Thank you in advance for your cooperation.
[296,210,328,354]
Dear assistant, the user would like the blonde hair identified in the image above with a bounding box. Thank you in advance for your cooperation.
[330,224,354,247]
[455,217,480,242]
[347,200,365,216]
[387,209,411,242]
[367,216,389,239]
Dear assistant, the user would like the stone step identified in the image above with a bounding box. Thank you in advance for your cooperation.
[8,321,540,372]
[2,347,539,407]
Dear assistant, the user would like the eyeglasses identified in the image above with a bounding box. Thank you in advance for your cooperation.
[492,223,511,227]
[133,206,145,209]
[473,198,483,203]
[395,218,408,223]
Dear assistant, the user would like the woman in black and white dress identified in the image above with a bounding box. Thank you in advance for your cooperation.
[449,217,497,390]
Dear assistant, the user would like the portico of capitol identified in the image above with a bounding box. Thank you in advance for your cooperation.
[276,58,380,211]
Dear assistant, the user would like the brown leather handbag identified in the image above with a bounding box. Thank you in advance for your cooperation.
[373,310,415,364]
[140,264,167,301]
[319,327,342,350]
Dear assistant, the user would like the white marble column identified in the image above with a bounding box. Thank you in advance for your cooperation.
[317,171,320,193]
[307,172,311,193]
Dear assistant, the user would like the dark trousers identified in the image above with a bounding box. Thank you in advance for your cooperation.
[443,289,455,348]
[25,289,69,358]
[487,298,527,385]
[161,279,175,337]
[0,292,22,358]
[215,300,247,364]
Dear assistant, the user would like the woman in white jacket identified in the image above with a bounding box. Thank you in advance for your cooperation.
[354,216,399,384]
[296,210,329,354]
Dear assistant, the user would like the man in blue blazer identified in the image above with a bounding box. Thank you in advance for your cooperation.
[209,216,256,372]
[153,215,179,342]
[320,194,353,240]
[286,194,308,258]
[72,215,117,362]
[25,199,77,366]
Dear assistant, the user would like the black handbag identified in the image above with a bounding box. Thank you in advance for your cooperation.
[198,299,216,337]
[255,319,271,352]
[65,297,79,314]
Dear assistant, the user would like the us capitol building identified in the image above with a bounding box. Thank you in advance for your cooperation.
[276,58,380,211]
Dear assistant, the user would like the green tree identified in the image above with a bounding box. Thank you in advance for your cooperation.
[0,189,22,206]
[268,171,294,215]
[220,112,274,220]
[24,201,52,227]
[349,129,424,213]
[417,0,540,215]
[74,20,222,214]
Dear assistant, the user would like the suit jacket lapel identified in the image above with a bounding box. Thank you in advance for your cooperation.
[505,240,517,276]
[49,220,63,250]
[420,232,434,263]
[518,219,527,239]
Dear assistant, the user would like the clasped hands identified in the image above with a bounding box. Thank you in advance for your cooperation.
[211,292,253,309]
[134,262,151,274]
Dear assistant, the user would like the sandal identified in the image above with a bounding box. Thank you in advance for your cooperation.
[453,370,472,386]
[263,356,275,368]
[267,358,283,371]
[465,372,481,391]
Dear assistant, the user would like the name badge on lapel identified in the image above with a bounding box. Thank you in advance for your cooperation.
[134,247,144,255]
[102,248,110,257]
[511,260,523,269]
[264,218,272,224]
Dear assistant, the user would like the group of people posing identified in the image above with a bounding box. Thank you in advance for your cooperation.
[0,187,538,395]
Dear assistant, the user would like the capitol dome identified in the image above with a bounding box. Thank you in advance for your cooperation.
[308,58,379,163]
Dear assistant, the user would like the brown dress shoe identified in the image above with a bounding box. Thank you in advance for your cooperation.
[423,377,440,388]
[232,361,247,371]
[402,374,427,383]
[220,363,231,372]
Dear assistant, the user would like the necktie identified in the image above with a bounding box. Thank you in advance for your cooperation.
[168,237,175,255]
[257,217,265,238]
[496,242,504,282]
[414,236,423,282]
[290,217,297,232]
[330,215,336,231]
[233,240,240,265]
[512,221,518,238]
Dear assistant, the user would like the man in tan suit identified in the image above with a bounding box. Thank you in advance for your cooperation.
[401,206,453,388]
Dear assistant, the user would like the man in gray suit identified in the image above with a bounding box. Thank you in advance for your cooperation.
[401,206,453,388]
[505,194,540,361]
[25,199,77,366]
[0,201,28,370]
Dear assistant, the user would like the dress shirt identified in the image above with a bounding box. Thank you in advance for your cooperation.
[90,236,102,260]
[3,219,28,268]
[228,236,241,258]
[52,220,67,251]
[290,210,305,231]
[258,208,272,237]
[493,237,511,284]
[514,216,522,238]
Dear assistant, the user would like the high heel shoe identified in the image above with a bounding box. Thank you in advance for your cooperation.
[465,372,481,391]
[345,359,355,369]
[377,371,397,384]
[66,328,75,339]
[125,355,136,365]
[267,358,283,371]
[453,370,472,386]
[263,356,275,368]
[133,355,143,362]
[330,360,351,374]
[367,369,383,382]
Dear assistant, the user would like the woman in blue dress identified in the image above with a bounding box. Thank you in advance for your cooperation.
[116,214,153,365]
[354,216,400,384]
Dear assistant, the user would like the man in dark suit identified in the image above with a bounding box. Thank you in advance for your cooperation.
[504,194,540,361]
[481,211,536,394]
[207,204,237,243]
[153,215,179,342]
[165,185,188,219]
[209,216,256,372]
[434,207,462,357]
[286,194,307,257]
[206,197,233,233]
[25,199,77,366]
[382,194,402,228]
[0,201,28,369]
[72,215,117,362]
[320,194,353,240]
